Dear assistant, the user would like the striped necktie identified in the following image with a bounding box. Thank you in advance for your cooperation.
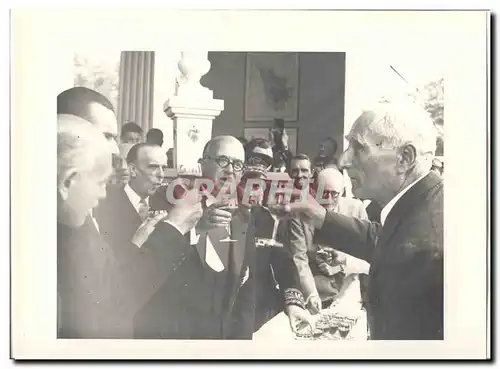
[137,198,149,221]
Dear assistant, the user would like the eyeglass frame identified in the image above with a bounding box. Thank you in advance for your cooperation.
[202,155,246,172]
[321,189,341,199]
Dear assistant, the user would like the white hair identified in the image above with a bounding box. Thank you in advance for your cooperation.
[317,167,345,189]
[57,114,111,184]
[355,99,437,169]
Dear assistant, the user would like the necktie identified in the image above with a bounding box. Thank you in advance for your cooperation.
[137,198,149,221]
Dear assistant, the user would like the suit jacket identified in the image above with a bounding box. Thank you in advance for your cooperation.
[149,185,172,211]
[57,216,183,338]
[286,197,368,300]
[314,172,444,340]
[251,206,302,331]
[58,218,123,338]
[133,210,257,339]
[365,200,382,224]
[94,184,169,262]
[94,184,142,262]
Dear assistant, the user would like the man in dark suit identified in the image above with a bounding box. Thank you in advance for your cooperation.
[135,136,302,338]
[242,139,303,332]
[57,115,116,337]
[57,115,203,338]
[134,136,258,339]
[279,101,443,340]
[94,143,168,261]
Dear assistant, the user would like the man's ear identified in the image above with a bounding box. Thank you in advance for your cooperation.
[58,170,78,200]
[399,144,417,168]
[129,163,137,178]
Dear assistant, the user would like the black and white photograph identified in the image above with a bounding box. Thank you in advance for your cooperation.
[58,49,446,341]
[10,8,489,360]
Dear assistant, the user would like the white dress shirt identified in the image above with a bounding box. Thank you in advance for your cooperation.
[89,209,100,233]
[199,195,226,272]
[204,234,226,272]
[164,195,226,272]
[380,172,429,226]
[124,183,149,214]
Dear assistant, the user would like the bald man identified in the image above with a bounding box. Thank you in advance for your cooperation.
[134,135,257,339]
[286,168,368,315]
[281,101,443,340]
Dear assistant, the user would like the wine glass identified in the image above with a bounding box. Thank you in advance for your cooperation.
[217,196,238,243]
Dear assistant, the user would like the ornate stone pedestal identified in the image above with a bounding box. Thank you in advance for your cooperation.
[164,52,224,172]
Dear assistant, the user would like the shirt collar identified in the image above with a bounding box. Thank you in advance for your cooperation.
[380,172,429,226]
[124,183,149,213]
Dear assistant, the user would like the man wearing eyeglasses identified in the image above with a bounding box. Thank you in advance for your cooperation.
[285,167,369,325]
[134,135,259,339]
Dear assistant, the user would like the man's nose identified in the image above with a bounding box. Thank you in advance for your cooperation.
[339,149,352,170]
[224,164,235,175]
[99,184,107,200]
[109,139,120,156]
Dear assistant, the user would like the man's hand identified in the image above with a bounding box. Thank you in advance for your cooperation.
[268,190,327,230]
[163,187,204,235]
[306,294,322,315]
[196,203,233,233]
[318,262,343,277]
[285,305,315,334]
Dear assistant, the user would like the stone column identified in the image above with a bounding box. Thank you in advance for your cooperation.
[117,51,155,132]
[164,52,224,173]
[151,51,180,150]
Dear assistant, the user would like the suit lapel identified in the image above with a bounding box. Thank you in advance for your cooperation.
[371,172,443,272]
[190,210,250,310]
[191,230,206,268]
[230,212,247,277]
[119,186,142,222]
[226,211,250,310]
[381,172,442,243]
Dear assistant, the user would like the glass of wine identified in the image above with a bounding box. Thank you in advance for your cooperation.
[217,196,239,243]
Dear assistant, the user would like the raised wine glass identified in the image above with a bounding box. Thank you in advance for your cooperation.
[217,196,239,243]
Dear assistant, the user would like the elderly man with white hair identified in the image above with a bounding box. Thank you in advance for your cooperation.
[281,100,443,340]
[57,115,205,338]
[57,115,121,337]
[57,115,112,228]
[286,167,369,315]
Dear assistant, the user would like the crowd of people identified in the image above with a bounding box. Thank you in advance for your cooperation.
[57,86,444,340]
